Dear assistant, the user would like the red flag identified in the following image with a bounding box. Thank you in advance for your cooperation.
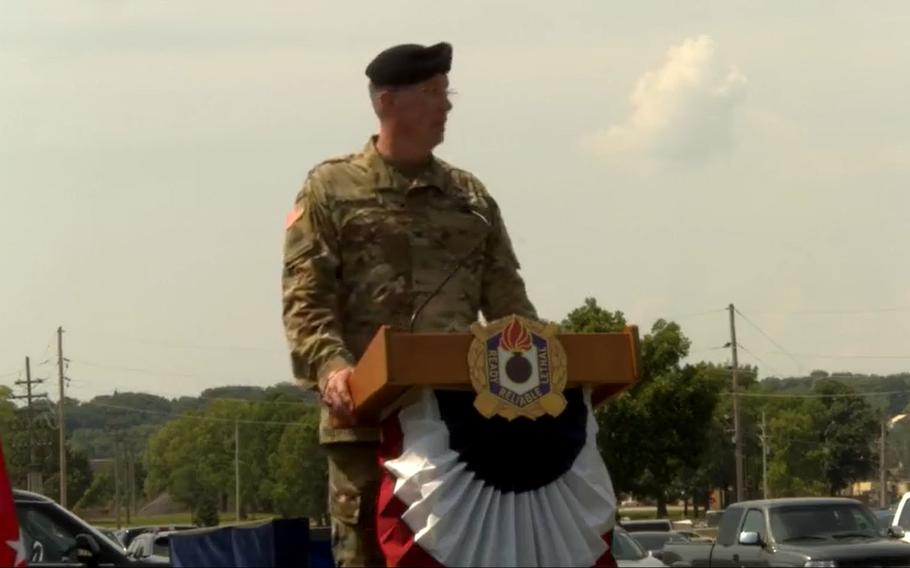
[0,437,27,567]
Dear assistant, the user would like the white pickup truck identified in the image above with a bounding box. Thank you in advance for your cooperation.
[889,492,910,543]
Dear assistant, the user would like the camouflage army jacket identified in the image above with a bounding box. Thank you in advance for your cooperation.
[283,137,537,443]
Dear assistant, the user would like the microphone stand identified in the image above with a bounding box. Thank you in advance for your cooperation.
[408,209,491,332]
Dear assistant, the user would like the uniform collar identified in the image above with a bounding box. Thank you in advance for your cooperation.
[361,136,450,194]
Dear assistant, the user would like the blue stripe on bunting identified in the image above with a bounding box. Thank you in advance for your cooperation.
[434,388,588,493]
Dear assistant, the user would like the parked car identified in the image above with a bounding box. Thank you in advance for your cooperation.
[14,489,168,567]
[94,525,128,550]
[703,509,724,528]
[872,507,897,530]
[629,530,692,561]
[620,518,674,532]
[674,529,713,543]
[889,491,910,543]
[115,525,195,548]
[612,527,665,567]
[662,497,910,567]
[127,530,176,563]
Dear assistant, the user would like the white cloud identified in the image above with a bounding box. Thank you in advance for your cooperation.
[584,35,746,169]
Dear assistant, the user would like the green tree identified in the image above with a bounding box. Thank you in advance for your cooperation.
[876,376,910,417]
[639,319,691,382]
[676,363,734,510]
[268,409,327,521]
[766,400,827,497]
[145,396,326,521]
[561,297,626,333]
[562,298,721,517]
[238,394,320,517]
[144,406,233,519]
[66,392,172,433]
[2,405,92,504]
[599,364,720,516]
[0,386,16,435]
[201,386,267,402]
[75,468,114,509]
[192,493,220,527]
[813,379,878,495]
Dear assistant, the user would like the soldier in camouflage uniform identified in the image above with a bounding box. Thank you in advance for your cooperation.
[282,42,537,566]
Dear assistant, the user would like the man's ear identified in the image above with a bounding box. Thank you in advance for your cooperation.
[371,88,394,118]
[378,89,396,112]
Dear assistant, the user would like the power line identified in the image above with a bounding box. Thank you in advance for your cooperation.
[72,329,283,353]
[65,376,312,407]
[749,305,910,316]
[664,308,727,322]
[688,345,729,355]
[728,304,745,504]
[41,334,55,360]
[86,400,313,427]
[731,389,910,400]
[737,344,786,378]
[734,308,805,374]
[750,350,910,361]
[68,359,261,384]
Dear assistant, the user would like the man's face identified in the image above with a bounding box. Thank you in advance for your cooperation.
[386,74,453,149]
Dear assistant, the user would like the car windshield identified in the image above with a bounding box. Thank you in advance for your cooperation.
[612,530,648,561]
[153,536,170,558]
[873,509,894,530]
[17,506,79,564]
[770,504,880,542]
[633,532,688,551]
[623,521,671,531]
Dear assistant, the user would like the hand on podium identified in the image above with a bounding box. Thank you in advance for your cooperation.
[322,366,357,428]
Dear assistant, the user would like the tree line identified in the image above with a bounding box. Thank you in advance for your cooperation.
[563,298,901,516]
[2,297,909,524]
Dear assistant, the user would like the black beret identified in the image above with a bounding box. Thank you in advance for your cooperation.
[365,42,452,87]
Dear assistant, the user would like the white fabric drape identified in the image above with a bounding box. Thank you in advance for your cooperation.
[383,387,617,567]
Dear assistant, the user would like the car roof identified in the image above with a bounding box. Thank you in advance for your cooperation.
[733,497,863,508]
[12,489,55,504]
[125,524,193,531]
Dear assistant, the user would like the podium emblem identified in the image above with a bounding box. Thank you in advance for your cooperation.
[468,315,568,420]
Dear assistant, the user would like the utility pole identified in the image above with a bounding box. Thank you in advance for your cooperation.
[128,445,136,520]
[13,356,47,492]
[235,418,241,522]
[57,326,68,508]
[881,419,887,508]
[125,443,131,526]
[23,357,34,477]
[760,410,769,500]
[729,304,744,503]
[114,442,121,529]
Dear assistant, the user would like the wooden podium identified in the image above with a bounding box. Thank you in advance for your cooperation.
[349,324,642,419]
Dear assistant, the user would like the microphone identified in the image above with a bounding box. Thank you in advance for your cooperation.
[408,206,491,332]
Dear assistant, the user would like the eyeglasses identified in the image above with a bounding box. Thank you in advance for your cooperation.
[385,85,458,101]
[418,87,458,100]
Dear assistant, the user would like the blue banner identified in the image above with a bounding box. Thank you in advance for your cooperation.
[169,518,331,568]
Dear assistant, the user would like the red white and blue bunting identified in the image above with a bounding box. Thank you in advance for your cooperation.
[377,387,617,567]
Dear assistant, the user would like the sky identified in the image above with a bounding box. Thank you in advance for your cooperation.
[2,1,909,401]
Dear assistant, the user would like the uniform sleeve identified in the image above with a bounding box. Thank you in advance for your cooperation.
[282,174,355,391]
[479,195,539,322]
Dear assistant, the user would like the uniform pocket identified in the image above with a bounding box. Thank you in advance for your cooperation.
[338,207,412,308]
[326,442,381,526]
[330,488,362,525]
[427,206,491,260]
